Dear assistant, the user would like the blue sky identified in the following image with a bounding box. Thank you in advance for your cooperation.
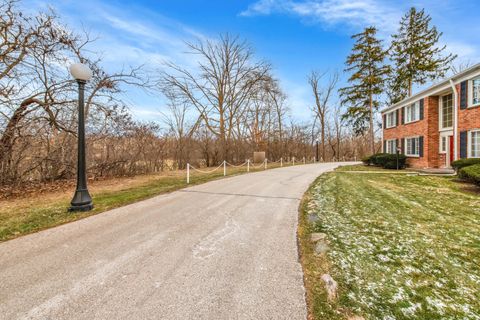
[25,0,480,122]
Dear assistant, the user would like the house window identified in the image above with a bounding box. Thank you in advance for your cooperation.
[386,139,397,154]
[469,130,480,158]
[386,111,397,128]
[470,78,480,107]
[440,94,453,129]
[406,137,419,157]
[405,101,420,123]
[440,136,447,153]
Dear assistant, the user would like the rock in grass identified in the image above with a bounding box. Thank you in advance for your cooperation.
[314,241,329,255]
[321,274,338,302]
[308,213,319,223]
[310,232,327,242]
[347,316,365,320]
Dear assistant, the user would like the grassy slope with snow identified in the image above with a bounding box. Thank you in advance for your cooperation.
[300,165,480,320]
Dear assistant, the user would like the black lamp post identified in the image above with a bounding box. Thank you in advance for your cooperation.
[69,63,93,212]
[396,147,401,170]
[315,139,319,162]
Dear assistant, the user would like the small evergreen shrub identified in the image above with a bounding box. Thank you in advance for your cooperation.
[451,158,480,171]
[362,155,373,165]
[363,153,406,169]
[458,164,480,185]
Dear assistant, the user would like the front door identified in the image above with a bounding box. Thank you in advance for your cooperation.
[448,136,454,167]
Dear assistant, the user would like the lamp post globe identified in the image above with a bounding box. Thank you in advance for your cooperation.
[70,63,93,81]
[69,62,93,212]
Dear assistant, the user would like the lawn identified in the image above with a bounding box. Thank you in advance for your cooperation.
[0,161,285,242]
[299,165,480,320]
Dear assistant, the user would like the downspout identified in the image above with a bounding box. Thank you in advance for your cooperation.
[449,79,458,161]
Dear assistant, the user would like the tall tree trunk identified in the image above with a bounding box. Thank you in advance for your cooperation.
[369,94,375,155]
[321,116,326,161]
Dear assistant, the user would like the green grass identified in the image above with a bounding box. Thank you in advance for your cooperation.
[0,163,284,242]
[299,165,480,320]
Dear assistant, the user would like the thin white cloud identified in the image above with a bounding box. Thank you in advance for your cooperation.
[241,0,401,33]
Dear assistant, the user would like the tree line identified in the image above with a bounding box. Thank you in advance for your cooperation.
[0,1,457,187]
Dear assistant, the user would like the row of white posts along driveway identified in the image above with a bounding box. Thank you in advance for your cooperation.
[186,156,357,183]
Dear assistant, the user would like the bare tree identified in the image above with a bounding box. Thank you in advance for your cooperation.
[160,34,271,161]
[308,70,338,161]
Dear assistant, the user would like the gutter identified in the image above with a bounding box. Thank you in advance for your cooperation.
[449,79,458,161]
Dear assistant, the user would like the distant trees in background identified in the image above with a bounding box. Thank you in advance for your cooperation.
[1,1,457,188]
[0,0,364,188]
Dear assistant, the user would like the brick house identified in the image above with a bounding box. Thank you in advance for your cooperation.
[381,63,480,168]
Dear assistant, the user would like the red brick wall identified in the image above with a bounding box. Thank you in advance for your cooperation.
[383,101,429,168]
[456,83,480,158]
[426,96,440,168]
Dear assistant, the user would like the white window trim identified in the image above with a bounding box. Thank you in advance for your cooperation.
[439,93,453,130]
[405,136,420,157]
[467,129,480,158]
[405,101,420,124]
[468,78,480,108]
[385,111,397,128]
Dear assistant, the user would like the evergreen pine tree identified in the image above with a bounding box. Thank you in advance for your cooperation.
[389,7,456,100]
[340,26,389,155]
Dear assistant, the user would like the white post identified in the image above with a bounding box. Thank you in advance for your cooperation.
[293,157,295,166]
[223,160,226,176]
[187,163,190,184]
[320,157,323,162]
[314,156,316,163]
[247,159,250,172]
[303,157,305,164]
[264,159,267,169]
[354,155,357,161]
[280,157,283,167]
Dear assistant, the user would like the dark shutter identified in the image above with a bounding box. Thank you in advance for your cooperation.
[383,140,386,153]
[401,107,405,124]
[383,114,387,128]
[460,131,467,158]
[419,99,424,120]
[396,109,400,126]
[401,138,405,154]
[460,81,467,109]
[419,136,424,157]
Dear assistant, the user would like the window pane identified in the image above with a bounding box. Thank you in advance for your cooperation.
[441,136,446,152]
[473,79,480,105]
[442,94,453,128]
[472,132,480,158]
[406,138,419,156]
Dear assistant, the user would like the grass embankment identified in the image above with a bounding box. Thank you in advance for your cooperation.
[299,165,480,320]
[0,162,285,242]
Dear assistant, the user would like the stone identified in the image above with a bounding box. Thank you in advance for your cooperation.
[348,316,365,320]
[314,241,329,255]
[307,213,319,223]
[321,274,338,302]
[310,232,327,242]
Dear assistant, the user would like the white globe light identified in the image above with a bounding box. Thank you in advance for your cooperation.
[70,63,93,81]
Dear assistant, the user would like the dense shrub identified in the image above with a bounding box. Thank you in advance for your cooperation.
[451,158,480,171]
[362,155,373,165]
[363,153,406,169]
[458,164,480,185]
